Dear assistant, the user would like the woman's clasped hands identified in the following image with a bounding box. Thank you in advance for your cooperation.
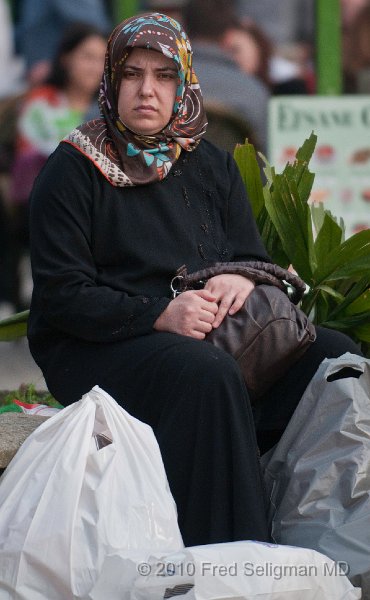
[154,274,255,339]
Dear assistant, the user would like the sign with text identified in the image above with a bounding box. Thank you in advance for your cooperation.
[269,96,370,236]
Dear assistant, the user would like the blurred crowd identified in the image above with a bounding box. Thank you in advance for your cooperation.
[0,0,369,317]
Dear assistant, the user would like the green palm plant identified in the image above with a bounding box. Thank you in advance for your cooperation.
[234,132,370,357]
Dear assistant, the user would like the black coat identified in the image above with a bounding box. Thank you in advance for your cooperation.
[28,138,269,359]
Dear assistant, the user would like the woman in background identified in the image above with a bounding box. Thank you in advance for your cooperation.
[11,22,106,207]
[9,22,106,309]
[343,3,370,93]
[221,20,311,95]
[221,19,272,88]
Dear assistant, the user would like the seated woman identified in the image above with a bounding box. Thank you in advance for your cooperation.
[28,13,361,547]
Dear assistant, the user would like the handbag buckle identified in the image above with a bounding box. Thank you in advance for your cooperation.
[170,275,184,298]
[170,274,206,298]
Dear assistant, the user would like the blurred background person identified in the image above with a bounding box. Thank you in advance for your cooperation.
[343,2,370,93]
[183,0,270,153]
[0,0,26,318]
[234,0,315,94]
[15,0,111,86]
[221,20,311,95]
[0,0,25,98]
[235,0,314,47]
[221,19,272,89]
[341,0,369,30]
[8,23,106,310]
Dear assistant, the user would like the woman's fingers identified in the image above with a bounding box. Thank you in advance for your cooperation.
[189,328,208,340]
[194,288,218,311]
[199,310,217,325]
[195,319,214,335]
[228,291,247,316]
[212,295,234,328]
[204,275,255,327]
[154,289,219,337]
[154,282,254,337]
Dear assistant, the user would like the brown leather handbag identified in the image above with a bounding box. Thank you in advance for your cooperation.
[171,262,316,400]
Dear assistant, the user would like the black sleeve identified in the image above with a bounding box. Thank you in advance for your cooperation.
[29,145,170,343]
[224,152,271,263]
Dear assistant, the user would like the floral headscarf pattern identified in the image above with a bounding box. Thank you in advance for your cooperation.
[64,13,207,186]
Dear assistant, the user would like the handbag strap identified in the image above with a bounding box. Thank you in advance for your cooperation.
[171,261,307,304]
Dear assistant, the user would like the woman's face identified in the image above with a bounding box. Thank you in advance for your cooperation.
[117,48,178,135]
[63,35,106,95]
[222,29,261,76]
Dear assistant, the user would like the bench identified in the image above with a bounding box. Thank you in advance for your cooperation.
[0,413,49,473]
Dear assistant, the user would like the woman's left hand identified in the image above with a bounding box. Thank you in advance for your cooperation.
[204,274,255,328]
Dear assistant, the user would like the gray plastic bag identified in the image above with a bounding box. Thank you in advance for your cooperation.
[262,352,370,598]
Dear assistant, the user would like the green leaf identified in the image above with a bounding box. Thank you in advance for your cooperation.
[314,213,344,260]
[282,132,317,203]
[322,313,370,330]
[234,141,265,220]
[353,323,370,343]
[320,256,370,283]
[314,290,331,324]
[0,310,29,341]
[257,208,290,267]
[314,229,370,284]
[295,131,318,163]
[283,164,315,205]
[298,170,316,205]
[315,284,345,302]
[259,152,274,187]
[265,174,316,281]
[345,286,370,315]
[311,203,326,235]
[326,276,370,319]
[234,142,289,265]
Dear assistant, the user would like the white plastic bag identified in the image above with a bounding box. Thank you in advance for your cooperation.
[0,385,183,599]
[262,353,370,597]
[0,383,361,600]
[88,541,361,599]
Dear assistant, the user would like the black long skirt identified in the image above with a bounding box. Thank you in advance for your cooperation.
[38,326,361,547]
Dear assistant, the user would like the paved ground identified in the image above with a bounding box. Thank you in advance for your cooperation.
[0,338,47,391]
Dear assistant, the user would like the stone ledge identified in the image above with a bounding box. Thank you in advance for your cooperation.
[0,413,49,469]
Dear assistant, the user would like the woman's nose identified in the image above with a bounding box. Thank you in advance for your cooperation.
[139,74,154,96]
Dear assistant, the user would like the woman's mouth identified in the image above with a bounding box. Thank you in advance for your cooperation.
[135,105,157,113]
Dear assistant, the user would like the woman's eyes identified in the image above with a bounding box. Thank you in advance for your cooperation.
[158,72,177,80]
[123,71,140,79]
[122,71,177,81]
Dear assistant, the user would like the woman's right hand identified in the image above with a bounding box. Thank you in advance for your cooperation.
[153,289,218,339]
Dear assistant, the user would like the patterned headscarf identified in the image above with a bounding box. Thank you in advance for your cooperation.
[64,13,207,186]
